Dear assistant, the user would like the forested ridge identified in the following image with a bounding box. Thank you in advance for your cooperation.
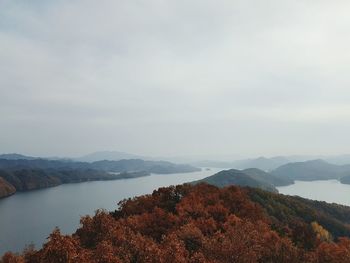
[0,159,199,198]
[0,169,148,199]
[3,183,350,263]
[191,168,292,193]
[0,159,199,174]
[271,159,350,182]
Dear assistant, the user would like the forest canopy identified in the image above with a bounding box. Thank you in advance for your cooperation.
[2,183,350,263]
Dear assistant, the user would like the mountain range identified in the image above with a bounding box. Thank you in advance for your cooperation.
[3,152,350,199]
[3,151,350,167]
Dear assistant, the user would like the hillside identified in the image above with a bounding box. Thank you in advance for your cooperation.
[0,169,149,199]
[0,159,199,198]
[191,169,279,192]
[0,159,199,174]
[3,183,350,262]
[242,168,293,186]
[271,159,350,182]
[0,177,16,198]
[247,188,350,239]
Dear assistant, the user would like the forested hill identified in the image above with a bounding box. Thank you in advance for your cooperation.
[0,177,16,198]
[271,159,350,183]
[0,159,199,198]
[3,183,350,262]
[192,168,292,193]
[0,159,199,174]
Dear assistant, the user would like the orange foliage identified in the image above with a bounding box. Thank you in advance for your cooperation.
[2,183,350,263]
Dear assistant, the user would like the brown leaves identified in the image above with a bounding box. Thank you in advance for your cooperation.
[3,183,350,263]
[0,253,25,263]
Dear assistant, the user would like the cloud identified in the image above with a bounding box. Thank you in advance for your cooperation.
[1,0,350,157]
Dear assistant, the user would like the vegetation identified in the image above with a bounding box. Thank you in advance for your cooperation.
[191,168,291,192]
[271,159,350,182]
[0,159,199,198]
[0,159,199,174]
[2,183,350,262]
[242,168,293,186]
[0,177,16,198]
[247,188,350,239]
[0,169,150,198]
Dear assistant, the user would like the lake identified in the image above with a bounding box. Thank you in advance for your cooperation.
[0,168,221,255]
[277,179,350,206]
[2,173,350,255]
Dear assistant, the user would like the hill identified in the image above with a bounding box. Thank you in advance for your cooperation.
[0,177,16,198]
[191,168,282,192]
[0,169,149,199]
[0,159,199,198]
[247,188,350,239]
[0,159,199,174]
[3,183,350,262]
[271,159,350,182]
[242,168,293,186]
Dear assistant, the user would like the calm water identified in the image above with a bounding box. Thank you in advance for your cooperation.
[277,180,350,206]
[0,168,221,254]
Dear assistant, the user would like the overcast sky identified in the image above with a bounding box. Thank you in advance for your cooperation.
[1,0,350,159]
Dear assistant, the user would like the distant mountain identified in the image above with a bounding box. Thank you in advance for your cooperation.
[231,156,290,171]
[191,154,350,170]
[0,169,149,199]
[75,151,147,162]
[192,169,279,192]
[0,153,37,160]
[192,156,291,171]
[91,159,200,174]
[271,159,350,182]
[191,160,236,168]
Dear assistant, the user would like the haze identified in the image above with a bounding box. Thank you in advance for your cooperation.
[1,0,350,158]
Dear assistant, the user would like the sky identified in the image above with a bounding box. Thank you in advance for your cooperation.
[1,0,350,159]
